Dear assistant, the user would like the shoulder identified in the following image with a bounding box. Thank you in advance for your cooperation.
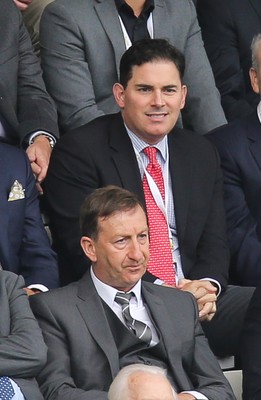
[30,280,79,309]
[56,113,122,150]
[0,271,25,294]
[142,281,197,310]
[208,113,257,149]
[169,127,219,160]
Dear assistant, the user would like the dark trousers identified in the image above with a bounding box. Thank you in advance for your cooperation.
[202,285,255,357]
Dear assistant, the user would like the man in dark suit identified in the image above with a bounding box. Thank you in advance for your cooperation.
[197,0,261,121]
[0,270,47,400]
[209,34,261,288]
[0,142,59,291]
[40,0,226,134]
[0,0,59,191]
[30,186,235,400]
[45,38,254,357]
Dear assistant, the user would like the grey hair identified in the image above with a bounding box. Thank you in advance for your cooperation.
[251,34,261,71]
[108,364,177,400]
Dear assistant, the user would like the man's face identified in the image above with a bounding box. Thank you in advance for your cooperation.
[113,60,187,145]
[128,372,176,400]
[250,45,261,96]
[81,205,149,292]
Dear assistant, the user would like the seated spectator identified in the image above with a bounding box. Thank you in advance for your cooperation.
[1,0,59,193]
[0,270,47,400]
[13,0,54,56]
[30,186,235,399]
[209,34,261,287]
[44,38,254,360]
[40,0,226,134]
[197,0,261,121]
[0,142,59,292]
[108,364,178,400]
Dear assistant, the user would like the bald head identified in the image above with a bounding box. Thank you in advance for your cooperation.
[108,365,177,400]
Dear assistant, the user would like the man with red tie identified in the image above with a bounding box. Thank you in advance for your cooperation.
[44,38,254,358]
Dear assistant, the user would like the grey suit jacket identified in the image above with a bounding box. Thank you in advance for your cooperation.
[30,270,235,400]
[0,0,58,145]
[0,271,47,400]
[40,0,226,134]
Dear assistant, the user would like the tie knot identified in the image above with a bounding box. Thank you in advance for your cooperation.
[143,146,158,164]
[115,291,133,306]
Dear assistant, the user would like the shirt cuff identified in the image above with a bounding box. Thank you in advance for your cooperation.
[182,390,208,399]
[28,131,56,145]
[200,278,221,296]
[27,284,48,292]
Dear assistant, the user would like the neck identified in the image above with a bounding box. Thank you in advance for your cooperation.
[124,0,146,16]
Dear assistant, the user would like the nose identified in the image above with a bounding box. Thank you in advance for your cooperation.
[128,239,144,262]
[151,90,165,107]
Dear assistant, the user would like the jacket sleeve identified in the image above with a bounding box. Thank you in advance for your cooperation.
[0,272,47,377]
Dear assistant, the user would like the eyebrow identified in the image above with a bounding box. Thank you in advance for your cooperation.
[135,84,178,89]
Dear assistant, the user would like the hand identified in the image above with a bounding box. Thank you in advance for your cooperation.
[13,0,32,11]
[23,287,41,296]
[177,393,196,399]
[26,135,52,194]
[177,279,217,321]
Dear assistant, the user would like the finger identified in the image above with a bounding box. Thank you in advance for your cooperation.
[30,161,41,177]
[36,181,44,195]
[199,301,216,320]
[197,293,217,305]
[37,162,48,183]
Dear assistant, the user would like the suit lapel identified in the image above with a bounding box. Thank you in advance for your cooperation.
[141,283,190,389]
[94,0,127,74]
[248,0,261,19]
[76,271,119,378]
[168,130,193,243]
[246,112,261,171]
[108,114,146,205]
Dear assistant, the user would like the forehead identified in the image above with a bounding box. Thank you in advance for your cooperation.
[97,206,147,234]
[129,60,181,83]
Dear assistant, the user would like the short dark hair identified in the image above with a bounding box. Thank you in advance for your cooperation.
[80,186,146,240]
[119,38,186,88]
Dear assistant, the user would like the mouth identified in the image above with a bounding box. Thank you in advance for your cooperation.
[145,112,168,120]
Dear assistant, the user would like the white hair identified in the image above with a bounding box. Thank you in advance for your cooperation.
[108,364,177,400]
[251,33,261,71]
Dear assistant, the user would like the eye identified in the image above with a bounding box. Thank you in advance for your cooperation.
[138,233,148,244]
[114,238,127,248]
[137,87,152,93]
[163,87,176,94]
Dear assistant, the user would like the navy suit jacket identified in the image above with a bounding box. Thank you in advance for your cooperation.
[197,0,261,121]
[0,0,58,145]
[209,111,261,286]
[45,112,229,287]
[0,143,59,288]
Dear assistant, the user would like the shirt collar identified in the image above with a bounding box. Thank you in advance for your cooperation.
[125,124,168,162]
[114,0,154,14]
[257,102,261,124]
[90,266,143,307]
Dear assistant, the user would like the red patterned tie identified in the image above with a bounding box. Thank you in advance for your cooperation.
[142,146,176,286]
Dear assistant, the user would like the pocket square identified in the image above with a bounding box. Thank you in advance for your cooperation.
[8,180,25,201]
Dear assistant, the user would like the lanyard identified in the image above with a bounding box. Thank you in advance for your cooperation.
[118,14,154,49]
[135,147,174,249]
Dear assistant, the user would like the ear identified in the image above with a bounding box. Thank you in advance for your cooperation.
[250,67,260,94]
[113,83,125,108]
[180,84,187,110]
[80,236,97,263]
